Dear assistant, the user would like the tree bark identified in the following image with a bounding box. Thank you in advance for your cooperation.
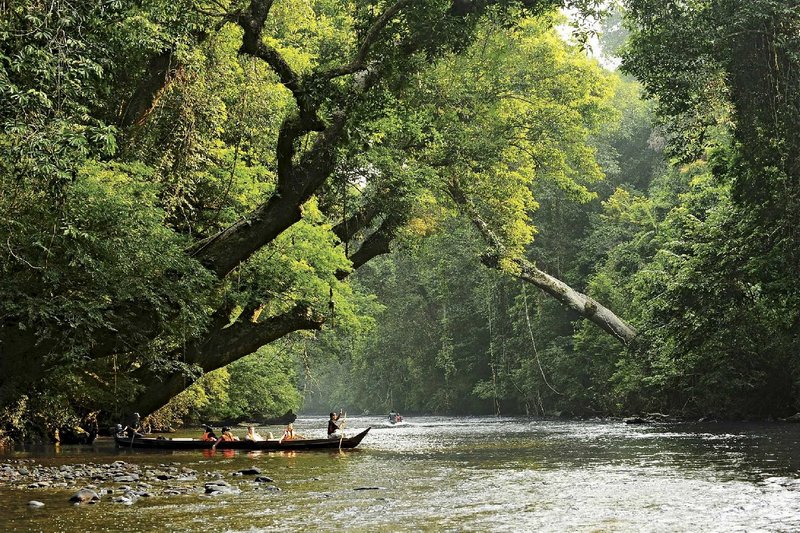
[127,304,324,416]
[448,180,637,345]
[120,49,180,128]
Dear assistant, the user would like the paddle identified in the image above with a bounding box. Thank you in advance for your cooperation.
[338,410,347,451]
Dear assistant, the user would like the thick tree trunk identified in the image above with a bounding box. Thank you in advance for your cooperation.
[127,304,324,416]
[120,49,181,128]
[127,212,397,416]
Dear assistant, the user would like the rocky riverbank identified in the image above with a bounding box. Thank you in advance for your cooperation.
[0,458,280,508]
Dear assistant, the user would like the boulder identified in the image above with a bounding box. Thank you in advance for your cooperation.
[69,488,100,503]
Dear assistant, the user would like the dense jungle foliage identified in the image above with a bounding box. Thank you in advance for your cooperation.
[0,0,798,441]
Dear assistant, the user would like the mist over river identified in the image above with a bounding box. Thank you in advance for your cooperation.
[2,416,799,532]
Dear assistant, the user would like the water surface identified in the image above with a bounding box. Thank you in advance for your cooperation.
[2,416,799,532]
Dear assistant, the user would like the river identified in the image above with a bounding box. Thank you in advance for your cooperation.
[2,416,799,532]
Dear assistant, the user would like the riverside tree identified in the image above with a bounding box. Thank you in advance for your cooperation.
[0,0,631,440]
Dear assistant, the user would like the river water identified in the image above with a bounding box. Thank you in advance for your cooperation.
[2,416,800,532]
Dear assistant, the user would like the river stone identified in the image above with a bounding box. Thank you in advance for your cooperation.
[238,467,261,475]
[206,486,240,495]
[27,500,45,508]
[353,486,383,491]
[114,475,138,483]
[70,488,100,503]
[18,467,29,475]
[204,479,239,494]
[113,496,134,505]
[623,417,648,425]
[254,476,273,483]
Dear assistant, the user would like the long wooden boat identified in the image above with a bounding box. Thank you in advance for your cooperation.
[114,427,370,451]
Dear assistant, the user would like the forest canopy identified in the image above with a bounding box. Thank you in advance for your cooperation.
[1,0,798,441]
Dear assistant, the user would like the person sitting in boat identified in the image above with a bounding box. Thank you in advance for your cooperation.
[245,426,264,442]
[280,422,304,442]
[201,425,217,441]
[219,426,239,442]
[327,411,344,438]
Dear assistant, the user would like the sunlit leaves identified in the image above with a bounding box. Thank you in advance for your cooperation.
[405,14,613,258]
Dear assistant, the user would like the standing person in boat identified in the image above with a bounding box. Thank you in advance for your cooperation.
[123,412,144,438]
[245,425,264,442]
[327,410,344,438]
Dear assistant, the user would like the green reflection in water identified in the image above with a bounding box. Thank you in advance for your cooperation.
[2,417,800,532]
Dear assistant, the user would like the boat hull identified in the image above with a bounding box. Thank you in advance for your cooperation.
[114,427,370,451]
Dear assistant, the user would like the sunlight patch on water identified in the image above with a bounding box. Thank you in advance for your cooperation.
[3,416,800,532]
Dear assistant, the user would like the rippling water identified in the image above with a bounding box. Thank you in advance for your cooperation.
[2,416,800,532]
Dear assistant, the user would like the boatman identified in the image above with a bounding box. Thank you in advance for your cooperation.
[123,412,144,438]
[327,411,344,438]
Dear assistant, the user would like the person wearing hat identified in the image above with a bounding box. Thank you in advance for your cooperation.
[219,427,239,442]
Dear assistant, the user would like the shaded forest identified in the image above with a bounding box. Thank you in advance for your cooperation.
[1,0,798,442]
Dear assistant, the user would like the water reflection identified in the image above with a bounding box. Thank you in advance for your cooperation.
[2,416,800,532]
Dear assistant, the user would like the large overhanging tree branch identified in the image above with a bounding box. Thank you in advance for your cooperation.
[127,303,325,415]
[127,212,400,415]
[447,179,637,345]
[318,0,414,80]
[2,0,467,388]
[187,0,418,277]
